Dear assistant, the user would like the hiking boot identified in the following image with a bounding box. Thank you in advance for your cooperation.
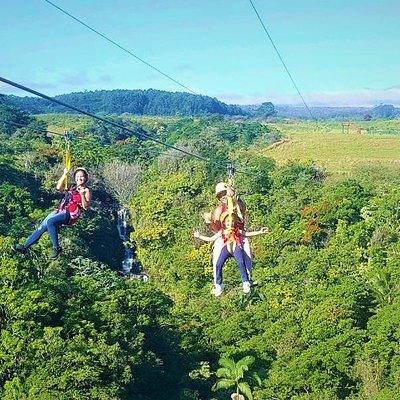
[242,281,251,294]
[50,247,62,259]
[12,243,27,254]
[212,283,224,297]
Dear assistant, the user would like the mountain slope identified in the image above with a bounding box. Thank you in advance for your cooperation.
[4,89,246,116]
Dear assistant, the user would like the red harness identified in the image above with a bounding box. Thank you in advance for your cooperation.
[58,187,83,224]
[221,227,245,247]
[210,203,246,233]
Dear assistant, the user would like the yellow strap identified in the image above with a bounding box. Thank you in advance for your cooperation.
[227,195,234,215]
[223,194,234,238]
[63,143,72,188]
[226,176,235,227]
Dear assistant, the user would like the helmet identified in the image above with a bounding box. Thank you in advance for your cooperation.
[215,182,227,198]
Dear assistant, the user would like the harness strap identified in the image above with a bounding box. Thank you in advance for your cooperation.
[63,135,72,187]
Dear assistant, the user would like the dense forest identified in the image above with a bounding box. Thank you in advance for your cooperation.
[3,89,246,117]
[4,89,399,120]
[0,103,399,399]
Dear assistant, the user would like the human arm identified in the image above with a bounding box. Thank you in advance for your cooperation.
[193,230,222,243]
[56,168,70,192]
[202,212,212,224]
[245,227,269,237]
[226,186,234,197]
[78,187,91,210]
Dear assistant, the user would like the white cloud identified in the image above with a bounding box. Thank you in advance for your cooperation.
[384,84,400,90]
[58,71,114,87]
[299,88,400,107]
[173,63,195,72]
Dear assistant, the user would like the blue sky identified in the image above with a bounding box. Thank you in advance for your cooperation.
[1,0,399,106]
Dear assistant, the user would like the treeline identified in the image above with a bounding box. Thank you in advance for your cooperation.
[4,89,246,116]
[0,105,399,399]
[272,104,400,120]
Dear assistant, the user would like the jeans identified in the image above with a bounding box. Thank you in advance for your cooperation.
[25,210,69,250]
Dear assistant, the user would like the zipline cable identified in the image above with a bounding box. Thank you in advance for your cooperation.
[0,115,192,165]
[0,111,228,168]
[0,114,271,185]
[0,76,208,161]
[0,79,279,184]
[248,0,314,119]
[43,0,198,95]
[0,110,312,190]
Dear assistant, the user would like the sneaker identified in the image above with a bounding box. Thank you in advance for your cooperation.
[12,243,27,254]
[242,281,251,294]
[50,247,62,259]
[212,283,224,297]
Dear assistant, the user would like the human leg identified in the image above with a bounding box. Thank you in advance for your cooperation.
[233,246,251,292]
[212,236,225,284]
[215,247,230,285]
[242,237,253,278]
[233,247,250,283]
[45,211,69,250]
[24,211,58,249]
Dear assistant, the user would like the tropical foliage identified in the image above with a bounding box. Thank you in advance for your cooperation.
[214,356,261,400]
[0,105,399,399]
[4,89,245,116]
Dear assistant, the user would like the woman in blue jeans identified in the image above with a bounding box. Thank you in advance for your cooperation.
[13,167,91,258]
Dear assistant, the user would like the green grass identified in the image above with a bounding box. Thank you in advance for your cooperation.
[265,120,400,182]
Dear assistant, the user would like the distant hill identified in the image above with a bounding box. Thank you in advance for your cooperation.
[241,104,400,120]
[275,105,369,119]
[3,89,246,117]
[4,88,399,119]
[274,105,400,120]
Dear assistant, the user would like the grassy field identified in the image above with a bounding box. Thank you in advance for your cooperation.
[265,120,400,182]
[39,114,400,183]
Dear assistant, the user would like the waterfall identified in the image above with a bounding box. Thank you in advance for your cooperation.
[117,208,141,275]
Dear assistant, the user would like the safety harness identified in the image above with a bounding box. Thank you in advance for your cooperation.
[218,164,246,250]
[58,187,83,225]
[57,132,84,225]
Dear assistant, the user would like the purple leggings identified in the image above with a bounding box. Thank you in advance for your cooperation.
[215,245,251,285]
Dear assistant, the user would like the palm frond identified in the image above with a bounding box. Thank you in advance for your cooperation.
[216,367,233,378]
[250,371,262,386]
[238,382,253,400]
[236,355,255,371]
[219,357,237,370]
[213,378,235,391]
